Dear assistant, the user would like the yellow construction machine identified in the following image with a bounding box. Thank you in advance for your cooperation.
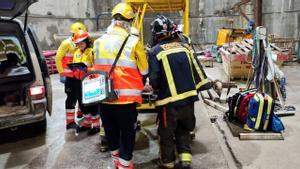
[216,0,252,46]
[126,0,190,43]
[125,0,190,113]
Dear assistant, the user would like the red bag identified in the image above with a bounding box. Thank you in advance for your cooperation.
[236,92,255,123]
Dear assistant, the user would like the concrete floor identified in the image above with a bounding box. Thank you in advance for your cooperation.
[0,62,299,169]
[205,62,300,169]
[0,73,228,169]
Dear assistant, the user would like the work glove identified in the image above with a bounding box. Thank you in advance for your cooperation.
[60,75,66,83]
[143,84,153,92]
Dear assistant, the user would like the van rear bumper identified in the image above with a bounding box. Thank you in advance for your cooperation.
[0,104,46,130]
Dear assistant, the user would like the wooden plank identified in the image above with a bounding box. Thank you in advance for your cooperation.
[219,89,228,103]
[200,91,210,100]
[270,43,285,52]
[235,43,250,53]
[232,45,244,55]
[244,39,253,45]
[203,99,228,113]
[208,89,220,102]
[241,40,253,50]
[239,133,284,140]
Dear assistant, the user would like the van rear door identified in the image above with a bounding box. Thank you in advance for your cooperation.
[0,0,37,18]
[27,26,52,115]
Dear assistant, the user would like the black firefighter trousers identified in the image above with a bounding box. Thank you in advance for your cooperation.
[158,102,196,163]
[99,103,138,161]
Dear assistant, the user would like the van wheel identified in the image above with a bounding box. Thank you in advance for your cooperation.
[35,118,47,133]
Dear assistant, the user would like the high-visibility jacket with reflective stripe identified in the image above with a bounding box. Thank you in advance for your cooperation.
[55,37,76,77]
[73,48,94,67]
[149,41,206,106]
[93,26,148,104]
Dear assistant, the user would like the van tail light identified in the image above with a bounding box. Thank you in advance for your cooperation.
[30,86,45,100]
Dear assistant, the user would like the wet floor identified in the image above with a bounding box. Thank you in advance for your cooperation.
[0,74,228,169]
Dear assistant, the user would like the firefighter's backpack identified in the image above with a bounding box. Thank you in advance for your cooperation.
[226,88,256,123]
[246,93,274,131]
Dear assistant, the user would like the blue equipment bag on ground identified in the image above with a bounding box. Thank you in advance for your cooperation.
[271,114,285,133]
[246,93,274,131]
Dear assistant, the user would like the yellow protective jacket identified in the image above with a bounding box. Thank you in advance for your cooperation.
[55,37,76,77]
[73,48,94,67]
[93,26,149,104]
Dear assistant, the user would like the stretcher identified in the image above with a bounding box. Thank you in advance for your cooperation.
[137,92,157,113]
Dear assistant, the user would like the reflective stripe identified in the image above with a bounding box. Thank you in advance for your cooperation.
[179,153,192,162]
[103,95,142,104]
[93,123,100,127]
[82,122,91,127]
[83,120,92,124]
[155,90,198,106]
[196,78,209,89]
[66,109,75,113]
[95,40,100,60]
[65,54,73,57]
[117,89,142,96]
[119,158,131,166]
[94,58,137,69]
[255,93,264,130]
[161,162,175,168]
[91,114,100,119]
[157,52,177,96]
[190,54,208,89]
[63,69,73,73]
[140,69,149,75]
[156,47,190,60]
[263,95,273,130]
[100,129,106,136]
[66,116,74,120]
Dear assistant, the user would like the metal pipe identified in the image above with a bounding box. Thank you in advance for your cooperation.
[96,12,111,31]
[254,0,263,27]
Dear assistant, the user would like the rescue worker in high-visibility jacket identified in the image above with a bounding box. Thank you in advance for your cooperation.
[148,15,209,169]
[71,30,102,135]
[55,22,86,129]
[93,3,148,169]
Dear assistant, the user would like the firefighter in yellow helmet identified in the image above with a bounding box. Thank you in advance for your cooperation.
[55,22,86,130]
[93,3,148,169]
[70,30,102,135]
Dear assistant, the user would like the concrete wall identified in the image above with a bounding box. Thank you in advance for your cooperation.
[23,0,300,50]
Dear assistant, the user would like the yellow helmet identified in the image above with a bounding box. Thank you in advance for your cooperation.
[70,22,87,34]
[112,3,134,20]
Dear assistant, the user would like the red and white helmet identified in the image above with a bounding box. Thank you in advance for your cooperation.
[73,30,89,43]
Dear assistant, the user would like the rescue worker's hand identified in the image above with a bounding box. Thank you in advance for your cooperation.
[143,84,153,92]
[60,76,66,83]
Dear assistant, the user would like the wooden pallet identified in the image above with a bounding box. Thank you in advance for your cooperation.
[43,50,57,74]
[226,120,284,140]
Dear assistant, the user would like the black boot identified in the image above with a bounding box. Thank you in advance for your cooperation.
[100,140,109,152]
[179,161,191,169]
[77,114,83,118]
[76,126,90,133]
[66,122,78,130]
[87,128,100,135]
